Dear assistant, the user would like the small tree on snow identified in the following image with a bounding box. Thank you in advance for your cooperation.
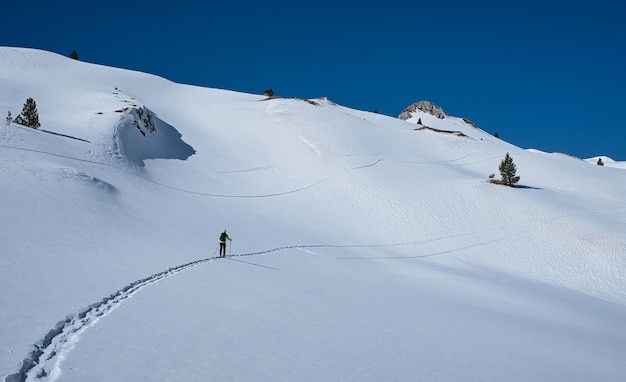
[597,158,604,166]
[264,88,274,97]
[13,97,41,129]
[70,50,79,60]
[497,152,520,187]
[5,111,12,126]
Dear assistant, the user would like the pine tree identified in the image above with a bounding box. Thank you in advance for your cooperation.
[498,152,520,187]
[14,98,41,129]
[264,88,274,97]
[70,50,79,60]
[597,158,604,166]
[5,111,12,126]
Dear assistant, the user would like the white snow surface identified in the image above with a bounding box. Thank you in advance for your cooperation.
[1,47,625,381]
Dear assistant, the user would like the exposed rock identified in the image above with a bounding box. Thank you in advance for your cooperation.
[123,107,156,137]
[414,126,467,137]
[398,100,447,120]
[462,118,477,128]
[115,106,195,167]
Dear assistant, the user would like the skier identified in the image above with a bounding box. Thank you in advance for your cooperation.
[219,229,232,258]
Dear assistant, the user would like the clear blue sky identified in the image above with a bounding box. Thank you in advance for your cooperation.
[3,0,625,159]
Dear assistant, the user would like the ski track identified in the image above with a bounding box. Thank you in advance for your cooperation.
[4,209,563,382]
[4,245,335,382]
[1,144,592,381]
[0,144,496,199]
[4,237,463,382]
[4,258,215,382]
[4,207,585,381]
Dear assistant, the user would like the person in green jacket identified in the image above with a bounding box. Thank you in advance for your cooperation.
[219,229,232,257]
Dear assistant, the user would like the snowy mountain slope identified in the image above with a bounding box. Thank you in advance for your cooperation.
[1,47,625,381]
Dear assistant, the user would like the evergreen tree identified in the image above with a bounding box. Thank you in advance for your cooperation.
[264,88,274,97]
[597,158,604,166]
[498,152,520,187]
[5,111,12,126]
[494,132,499,138]
[70,50,79,60]
[14,98,41,129]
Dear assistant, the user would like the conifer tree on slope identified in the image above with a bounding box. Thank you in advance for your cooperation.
[499,152,520,187]
[14,97,41,129]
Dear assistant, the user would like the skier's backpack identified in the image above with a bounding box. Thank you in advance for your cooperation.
[220,232,226,242]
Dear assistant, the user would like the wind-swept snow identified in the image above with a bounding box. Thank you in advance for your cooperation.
[1,47,625,381]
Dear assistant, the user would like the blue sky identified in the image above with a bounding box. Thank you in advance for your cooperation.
[3,0,625,159]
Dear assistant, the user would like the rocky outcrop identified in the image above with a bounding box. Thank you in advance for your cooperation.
[398,100,447,120]
[115,106,195,167]
[119,107,156,137]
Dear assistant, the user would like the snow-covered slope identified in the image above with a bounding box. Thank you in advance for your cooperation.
[1,47,625,381]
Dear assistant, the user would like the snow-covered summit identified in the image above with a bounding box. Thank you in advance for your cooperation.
[584,155,626,169]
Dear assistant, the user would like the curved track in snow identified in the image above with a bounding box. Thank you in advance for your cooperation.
[5,234,485,381]
[0,144,383,198]
[4,205,585,381]
[2,143,595,381]
[1,143,503,200]
[3,241,364,381]
[2,244,362,381]
[4,257,216,382]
